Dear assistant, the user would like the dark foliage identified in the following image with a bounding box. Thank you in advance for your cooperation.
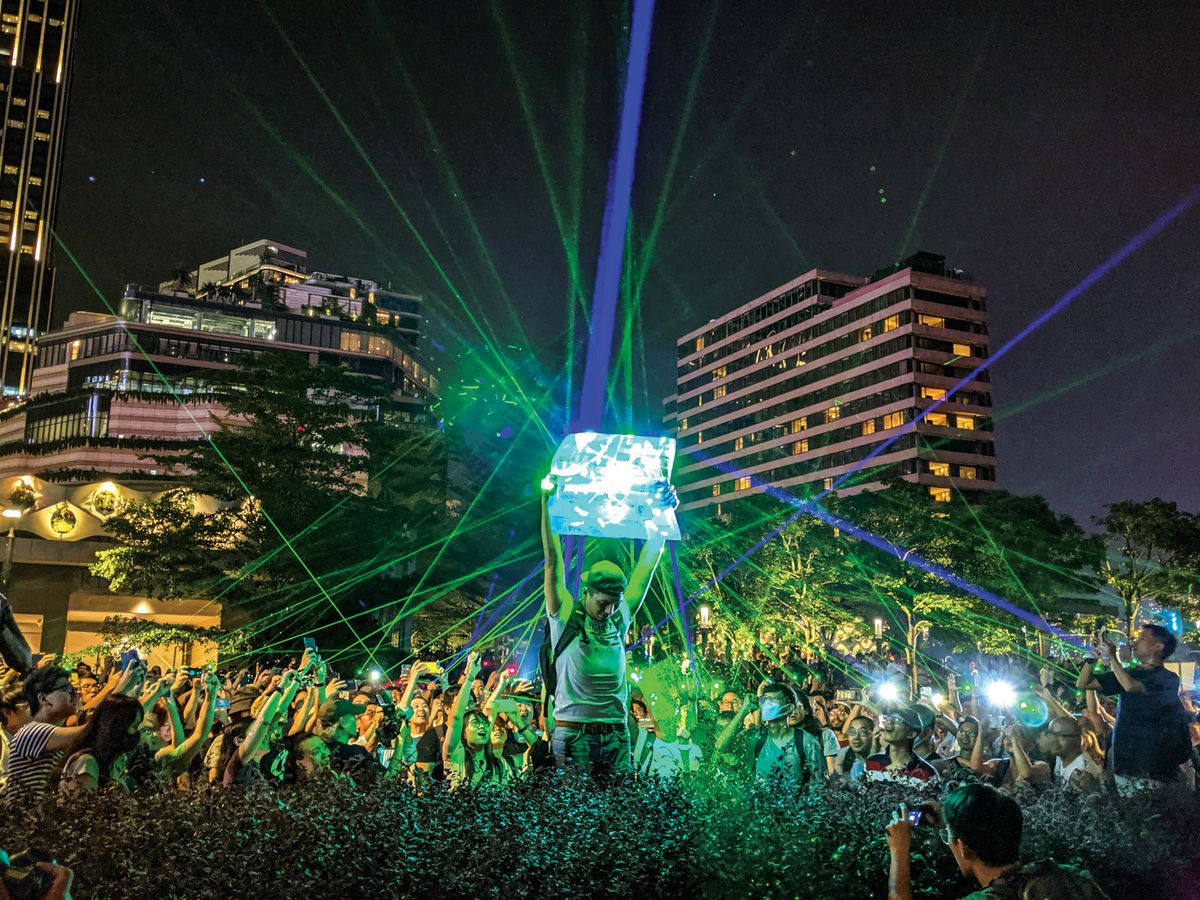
[1,780,1196,899]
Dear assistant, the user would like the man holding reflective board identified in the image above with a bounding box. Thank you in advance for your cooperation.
[539,431,679,784]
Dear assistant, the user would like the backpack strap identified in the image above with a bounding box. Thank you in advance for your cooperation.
[794,729,811,787]
[552,603,588,663]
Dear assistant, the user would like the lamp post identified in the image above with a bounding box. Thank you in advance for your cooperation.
[1,507,22,594]
[698,604,712,659]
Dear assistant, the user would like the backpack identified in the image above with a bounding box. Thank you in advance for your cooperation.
[752,728,812,787]
[538,604,588,719]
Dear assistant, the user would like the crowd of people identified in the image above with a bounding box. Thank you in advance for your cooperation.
[0,483,1195,898]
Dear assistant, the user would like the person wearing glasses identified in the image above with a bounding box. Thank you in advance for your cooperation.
[885,783,1110,899]
[1043,715,1103,791]
[1,664,144,804]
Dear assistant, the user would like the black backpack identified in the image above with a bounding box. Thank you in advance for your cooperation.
[538,604,588,719]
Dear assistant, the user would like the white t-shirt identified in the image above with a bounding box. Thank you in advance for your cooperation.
[1055,752,1102,783]
[549,602,631,724]
[633,730,701,779]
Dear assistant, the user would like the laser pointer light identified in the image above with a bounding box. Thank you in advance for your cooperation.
[984,681,1017,707]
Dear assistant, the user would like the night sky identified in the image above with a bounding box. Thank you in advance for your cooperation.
[53,1,1200,526]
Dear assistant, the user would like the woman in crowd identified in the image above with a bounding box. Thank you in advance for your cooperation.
[59,694,143,793]
[443,651,512,789]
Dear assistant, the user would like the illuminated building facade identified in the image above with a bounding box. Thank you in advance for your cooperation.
[0,0,78,394]
[664,252,998,513]
[0,240,437,656]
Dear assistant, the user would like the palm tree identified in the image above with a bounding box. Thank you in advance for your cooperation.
[199,281,221,299]
[169,265,194,293]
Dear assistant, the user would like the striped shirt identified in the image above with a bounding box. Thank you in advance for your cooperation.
[3,721,65,802]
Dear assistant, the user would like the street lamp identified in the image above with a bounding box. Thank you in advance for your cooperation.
[1,507,22,594]
[698,605,712,659]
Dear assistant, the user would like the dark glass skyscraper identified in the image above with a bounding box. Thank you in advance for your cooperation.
[0,0,77,395]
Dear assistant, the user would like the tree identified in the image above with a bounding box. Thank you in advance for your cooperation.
[169,265,193,293]
[836,480,1022,697]
[1095,499,1200,636]
[91,352,451,666]
[199,281,221,299]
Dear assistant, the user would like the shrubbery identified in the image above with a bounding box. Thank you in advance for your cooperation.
[2,779,1197,899]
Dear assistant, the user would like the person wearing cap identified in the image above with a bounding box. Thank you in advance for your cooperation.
[318,696,387,781]
[866,702,940,785]
[539,476,676,784]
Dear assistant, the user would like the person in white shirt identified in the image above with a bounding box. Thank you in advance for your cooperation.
[1044,715,1103,791]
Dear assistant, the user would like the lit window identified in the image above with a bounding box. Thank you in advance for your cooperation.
[920,386,946,401]
[929,487,951,503]
[824,406,840,423]
[712,366,727,380]
[952,342,972,358]
[679,418,688,430]
[883,314,900,332]
[925,412,948,426]
[959,466,977,480]
[930,462,950,477]
[882,411,904,429]
[955,415,975,430]
[918,314,945,328]
[696,432,703,444]
[792,439,808,455]
[736,476,751,492]
[791,418,807,434]
[859,326,872,342]
[695,336,705,352]
[70,340,80,360]
[712,484,721,497]
[713,385,726,400]
[823,477,834,490]
[861,419,876,436]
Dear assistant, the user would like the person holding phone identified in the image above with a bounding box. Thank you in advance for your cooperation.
[1076,623,1192,794]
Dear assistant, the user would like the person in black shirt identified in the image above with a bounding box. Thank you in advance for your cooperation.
[1076,624,1191,793]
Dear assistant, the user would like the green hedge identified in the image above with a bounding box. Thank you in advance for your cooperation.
[1,779,1197,899]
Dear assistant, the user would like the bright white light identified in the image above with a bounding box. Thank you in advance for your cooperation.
[985,681,1017,707]
[369,669,382,683]
[931,692,944,706]
[1,508,20,519]
[699,605,711,626]
[877,682,900,702]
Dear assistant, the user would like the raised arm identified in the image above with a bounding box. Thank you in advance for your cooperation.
[623,536,667,621]
[444,650,481,764]
[540,481,573,619]
[240,668,303,762]
[715,696,755,753]
[158,674,219,768]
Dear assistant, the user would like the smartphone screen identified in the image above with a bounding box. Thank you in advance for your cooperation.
[303,637,318,652]
[907,809,923,826]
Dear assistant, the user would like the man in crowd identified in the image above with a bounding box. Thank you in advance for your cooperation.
[866,703,939,785]
[3,663,137,803]
[932,715,981,781]
[1076,624,1192,793]
[885,783,1109,899]
[539,477,672,784]
[745,681,823,789]
[1043,715,1103,791]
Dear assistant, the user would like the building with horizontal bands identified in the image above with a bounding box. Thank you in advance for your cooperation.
[664,252,997,513]
[0,239,438,661]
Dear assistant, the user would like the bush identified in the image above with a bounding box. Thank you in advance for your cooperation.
[1,779,1196,899]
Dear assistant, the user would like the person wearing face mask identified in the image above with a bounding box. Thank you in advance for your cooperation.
[539,476,675,785]
[748,682,823,790]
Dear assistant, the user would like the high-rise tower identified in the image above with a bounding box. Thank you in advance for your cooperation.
[0,0,78,395]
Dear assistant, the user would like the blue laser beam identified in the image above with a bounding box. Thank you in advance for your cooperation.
[574,0,656,431]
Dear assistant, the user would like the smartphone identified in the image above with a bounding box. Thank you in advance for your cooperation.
[215,697,231,710]
[29,653,42,667]
[907,809,924,827]
[119,648,140,671]
[185,667,204,678]
[303,637,318,653]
